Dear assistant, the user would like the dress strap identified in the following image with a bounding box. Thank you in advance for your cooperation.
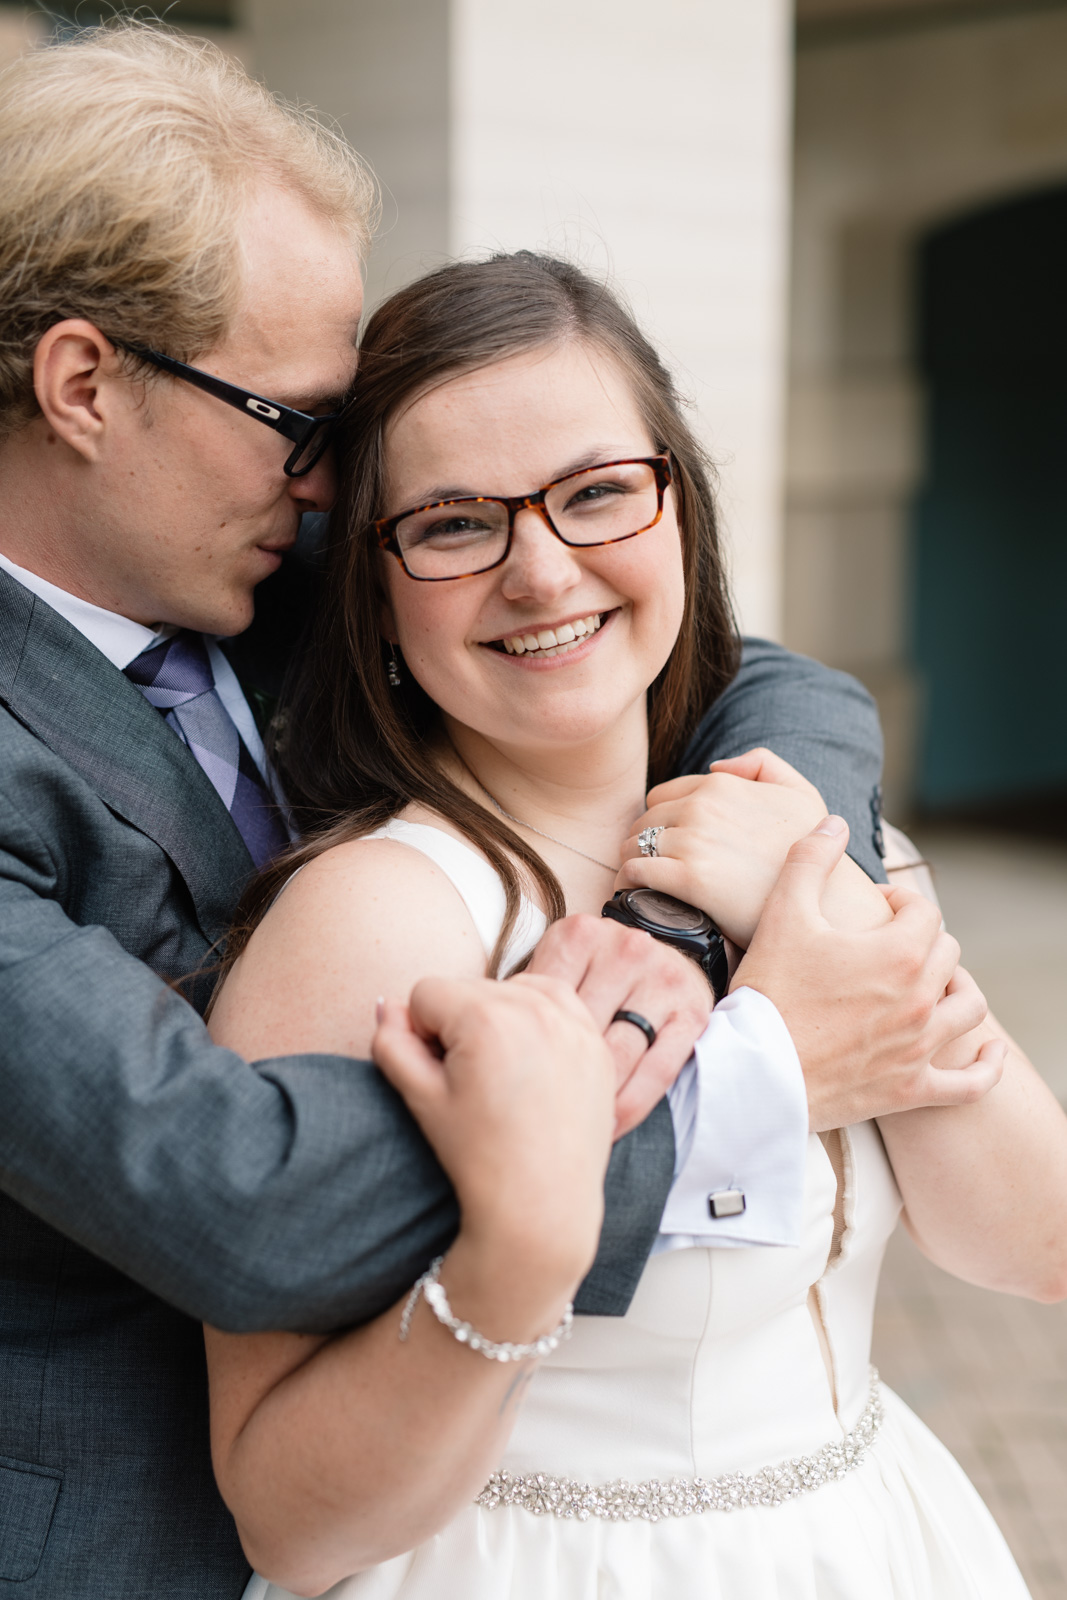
[365,818,546,968]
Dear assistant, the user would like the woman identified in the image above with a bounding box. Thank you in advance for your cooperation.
[207,252,1067,1598]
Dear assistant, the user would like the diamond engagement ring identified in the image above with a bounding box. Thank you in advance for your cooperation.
[637,826,663,858]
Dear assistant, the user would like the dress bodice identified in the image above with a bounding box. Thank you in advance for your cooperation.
[248,819,1030,1600]
[364,817,903,1479]
[365,817,546,971]
[500,1122,901,1487]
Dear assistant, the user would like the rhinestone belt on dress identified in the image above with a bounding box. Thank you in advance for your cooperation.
[477,1367,884,1522]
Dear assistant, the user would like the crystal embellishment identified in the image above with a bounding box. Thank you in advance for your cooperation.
[399,1256,574,1363]
[477,1368,884,1521]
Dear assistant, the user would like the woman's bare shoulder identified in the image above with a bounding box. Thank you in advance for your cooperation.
[209,833,488,1062]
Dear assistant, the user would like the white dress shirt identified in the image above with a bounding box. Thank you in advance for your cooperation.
[0,551,270,781]
[656,991,807,1250]
[0,550,811,1250]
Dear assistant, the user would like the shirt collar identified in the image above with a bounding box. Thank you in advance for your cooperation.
[0,550,174,670]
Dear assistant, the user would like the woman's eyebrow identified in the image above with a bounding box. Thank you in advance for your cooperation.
[406,449,636,506]
[552,447,627,479]
[407,483,478,505]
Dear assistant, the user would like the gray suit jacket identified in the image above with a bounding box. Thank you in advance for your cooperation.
[0,560,884,1597]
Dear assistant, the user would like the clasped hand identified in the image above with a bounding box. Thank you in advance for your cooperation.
[617,748,827,946]
[375,746,1004,1198]
[616,747,1004,1129]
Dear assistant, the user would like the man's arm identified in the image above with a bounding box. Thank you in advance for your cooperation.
[0,868,454,1333]
[677,637,887,883]
[661,635,886,1249]
[655,646,993,1249]
[0,811,673,1331]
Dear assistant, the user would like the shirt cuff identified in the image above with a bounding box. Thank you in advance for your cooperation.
[655,986,808,1250]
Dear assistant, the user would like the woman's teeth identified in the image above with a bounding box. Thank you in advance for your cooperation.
[501,613,603,656]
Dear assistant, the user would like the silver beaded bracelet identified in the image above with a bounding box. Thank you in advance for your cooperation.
[398,1256,575,1363]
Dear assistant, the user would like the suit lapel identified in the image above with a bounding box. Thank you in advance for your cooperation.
[0,567,253,944]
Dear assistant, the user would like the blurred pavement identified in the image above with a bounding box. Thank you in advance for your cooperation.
[872,828,1067,1599]
[916,829,1067,1100]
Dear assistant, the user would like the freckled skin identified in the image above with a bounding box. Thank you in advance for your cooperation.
[0,184,364,635]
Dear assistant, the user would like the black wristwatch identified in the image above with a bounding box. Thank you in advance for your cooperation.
[602,887,729,1001]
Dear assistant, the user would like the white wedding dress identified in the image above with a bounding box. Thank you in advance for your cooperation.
[246,820,1030,1600]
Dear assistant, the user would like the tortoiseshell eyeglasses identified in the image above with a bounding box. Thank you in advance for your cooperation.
[372,455,673,581]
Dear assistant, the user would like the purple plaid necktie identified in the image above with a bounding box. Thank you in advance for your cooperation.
[125,630,289,869]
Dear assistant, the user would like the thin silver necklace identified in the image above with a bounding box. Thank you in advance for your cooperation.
[468,772,620,874]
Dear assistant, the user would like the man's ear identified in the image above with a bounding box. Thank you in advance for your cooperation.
[33,320,123,463]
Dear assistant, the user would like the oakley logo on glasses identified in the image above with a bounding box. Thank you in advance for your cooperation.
[109,341,343,477]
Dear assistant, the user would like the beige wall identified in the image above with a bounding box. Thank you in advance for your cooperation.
[788,5,1067,812]
[244,0,793,639]
[0,6,45,67]
[447,0,793,638]
[245,0,449,306]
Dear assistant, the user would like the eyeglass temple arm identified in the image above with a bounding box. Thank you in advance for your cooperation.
[120,345,328,446]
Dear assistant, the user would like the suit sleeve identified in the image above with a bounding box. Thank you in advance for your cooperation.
[0,788,668,1332]
[678,638,888,883]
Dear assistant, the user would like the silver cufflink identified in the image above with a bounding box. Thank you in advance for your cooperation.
[708,1188,746,1219]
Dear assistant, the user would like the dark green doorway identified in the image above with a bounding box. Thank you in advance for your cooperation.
[913,184,1067,830]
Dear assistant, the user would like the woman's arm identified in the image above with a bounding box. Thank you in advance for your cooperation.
[207,836,490,1059]
[783,825,1067,1303]
[879,1010,1067,1302]
[871,831,1067,1303]
[737,840,1067,1300]
[625,766,1067,1304]
[206,844,616,1594]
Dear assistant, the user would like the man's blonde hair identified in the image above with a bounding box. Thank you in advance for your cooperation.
[0,21,377,435]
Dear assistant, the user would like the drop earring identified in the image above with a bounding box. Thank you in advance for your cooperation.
[387,646,402,688]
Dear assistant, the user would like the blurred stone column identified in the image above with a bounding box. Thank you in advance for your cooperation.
[245,0,791,637]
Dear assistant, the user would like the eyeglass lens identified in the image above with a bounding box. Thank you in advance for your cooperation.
[394,460,660,579]
[286,418,336,477]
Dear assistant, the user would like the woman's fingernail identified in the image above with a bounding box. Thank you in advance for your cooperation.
[814,815,847,837]
[375,995,386,1024]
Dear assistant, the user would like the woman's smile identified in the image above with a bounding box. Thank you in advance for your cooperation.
[484,607,613,662]
[381,341,686,754]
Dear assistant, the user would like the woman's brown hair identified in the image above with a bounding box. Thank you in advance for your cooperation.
[228,251,740,975]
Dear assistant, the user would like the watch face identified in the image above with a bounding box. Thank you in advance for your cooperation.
[623,888,712,935]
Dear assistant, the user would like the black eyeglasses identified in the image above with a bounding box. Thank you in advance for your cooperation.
[373,456,673,581]
[115,344,343,477]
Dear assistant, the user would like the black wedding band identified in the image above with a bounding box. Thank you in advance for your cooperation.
[611,1009,657,1051]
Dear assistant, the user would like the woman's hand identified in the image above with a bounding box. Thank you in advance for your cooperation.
[207,975,618,1595]
[374,973,616,1295]
[616,748,827,944]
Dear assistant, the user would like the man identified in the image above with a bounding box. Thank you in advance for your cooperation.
[0,23,988,1600]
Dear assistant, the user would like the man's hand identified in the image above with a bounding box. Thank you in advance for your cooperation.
[524,914,713,1139]
[732,817,1005,1131]
[373,975,615,1279]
